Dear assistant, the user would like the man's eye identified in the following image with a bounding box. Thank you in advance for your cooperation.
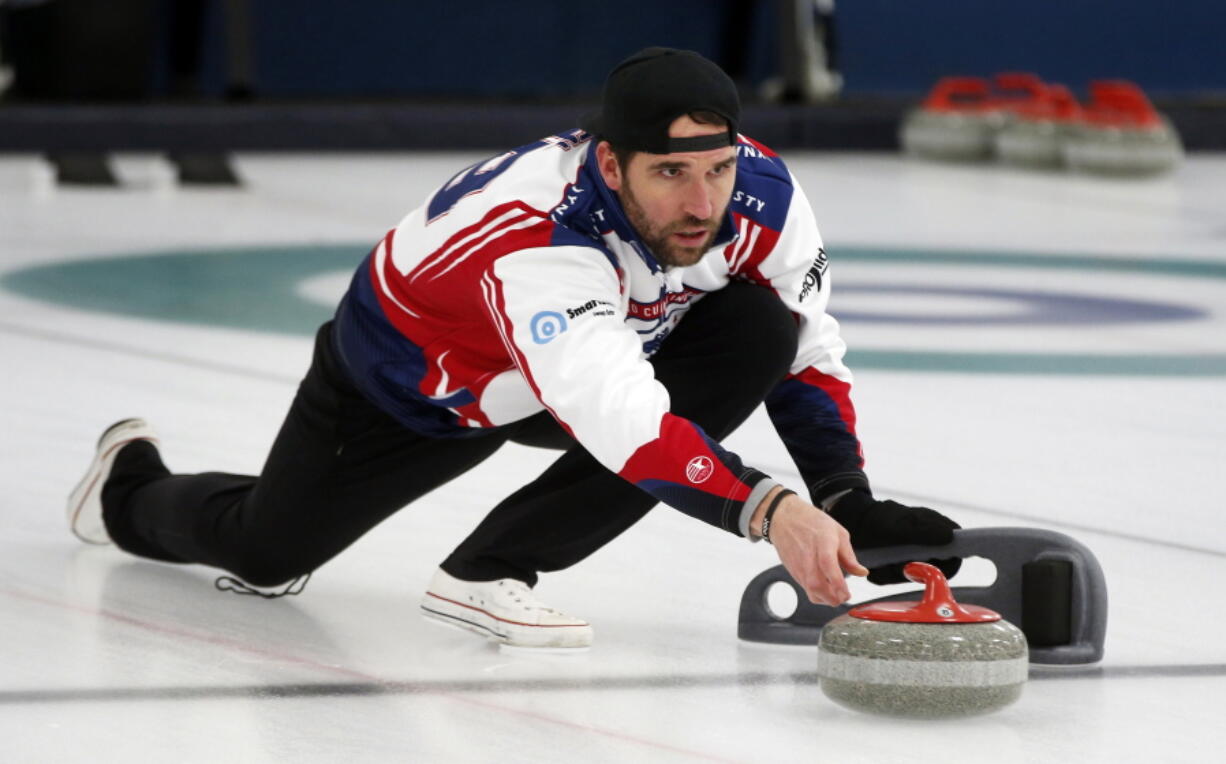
[660,168,682,178]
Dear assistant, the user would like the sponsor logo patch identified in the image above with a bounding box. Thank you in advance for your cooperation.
[627,287,704,321]
[530,311,567,344]
[566,298,615,319]
[685,455,715,484]
[799,247,829,302]
[732,189,767,212]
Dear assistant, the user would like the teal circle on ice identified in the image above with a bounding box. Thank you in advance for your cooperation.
[2,243,361,337]
[3,243,1224,376]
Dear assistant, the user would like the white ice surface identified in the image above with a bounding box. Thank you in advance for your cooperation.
[2,151,1224,763]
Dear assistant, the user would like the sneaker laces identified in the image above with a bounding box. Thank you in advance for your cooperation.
[497,578,556,613]
[214,573,311,599]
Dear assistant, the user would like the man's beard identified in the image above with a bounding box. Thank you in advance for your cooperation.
[619,183,722,269]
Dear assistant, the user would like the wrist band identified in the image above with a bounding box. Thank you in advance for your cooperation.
[760,489,797,545]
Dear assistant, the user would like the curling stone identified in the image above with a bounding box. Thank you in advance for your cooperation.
[738,527,1108,666]
[1062,80,1183,176]
[995,84,1082,169]
[817,562,1027,718]
[900,77,1001,161]
[990,71,1049,128]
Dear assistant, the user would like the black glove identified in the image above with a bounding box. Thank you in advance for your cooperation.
[827,490,962,585]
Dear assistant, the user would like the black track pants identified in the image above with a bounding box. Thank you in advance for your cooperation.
[102,281,798,587]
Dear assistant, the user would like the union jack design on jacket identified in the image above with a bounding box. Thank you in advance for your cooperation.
[332,129,868,538]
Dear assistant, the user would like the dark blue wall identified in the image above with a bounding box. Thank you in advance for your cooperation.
[190,0,1223,98]
[838,0,1226,94]
[207,0,761,97]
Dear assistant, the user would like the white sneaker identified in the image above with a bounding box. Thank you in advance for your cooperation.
[420,568,593,649]
[66,418,160,545]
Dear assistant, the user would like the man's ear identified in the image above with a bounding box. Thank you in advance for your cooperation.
[595,141,622,192]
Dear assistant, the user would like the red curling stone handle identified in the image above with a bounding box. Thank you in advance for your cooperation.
[848,562,1002,623]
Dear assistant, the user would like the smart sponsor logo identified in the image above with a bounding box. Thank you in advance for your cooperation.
[530,311,567,344]
[566,299,615,319]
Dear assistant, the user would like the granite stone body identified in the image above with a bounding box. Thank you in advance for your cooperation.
[900,109,1004,161]
[817,614,1028,718]
[1062,119,1184,175]
[995,117,1068,168]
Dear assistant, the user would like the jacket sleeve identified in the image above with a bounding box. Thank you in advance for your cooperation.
[736,176,870,505]
[482,246,778,537]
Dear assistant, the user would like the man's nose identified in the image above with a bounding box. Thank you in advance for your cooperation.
[682,178,713,220]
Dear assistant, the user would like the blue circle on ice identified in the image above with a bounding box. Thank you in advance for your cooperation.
[833,283,1202,326]
[3,243,1224,376]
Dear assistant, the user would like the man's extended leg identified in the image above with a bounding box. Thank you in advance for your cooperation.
[97,322,510,587]
[440,281,798,585]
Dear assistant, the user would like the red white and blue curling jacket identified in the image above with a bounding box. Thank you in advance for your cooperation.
[333,129,867,538]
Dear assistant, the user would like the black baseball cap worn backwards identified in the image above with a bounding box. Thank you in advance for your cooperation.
[583,47,740,155]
